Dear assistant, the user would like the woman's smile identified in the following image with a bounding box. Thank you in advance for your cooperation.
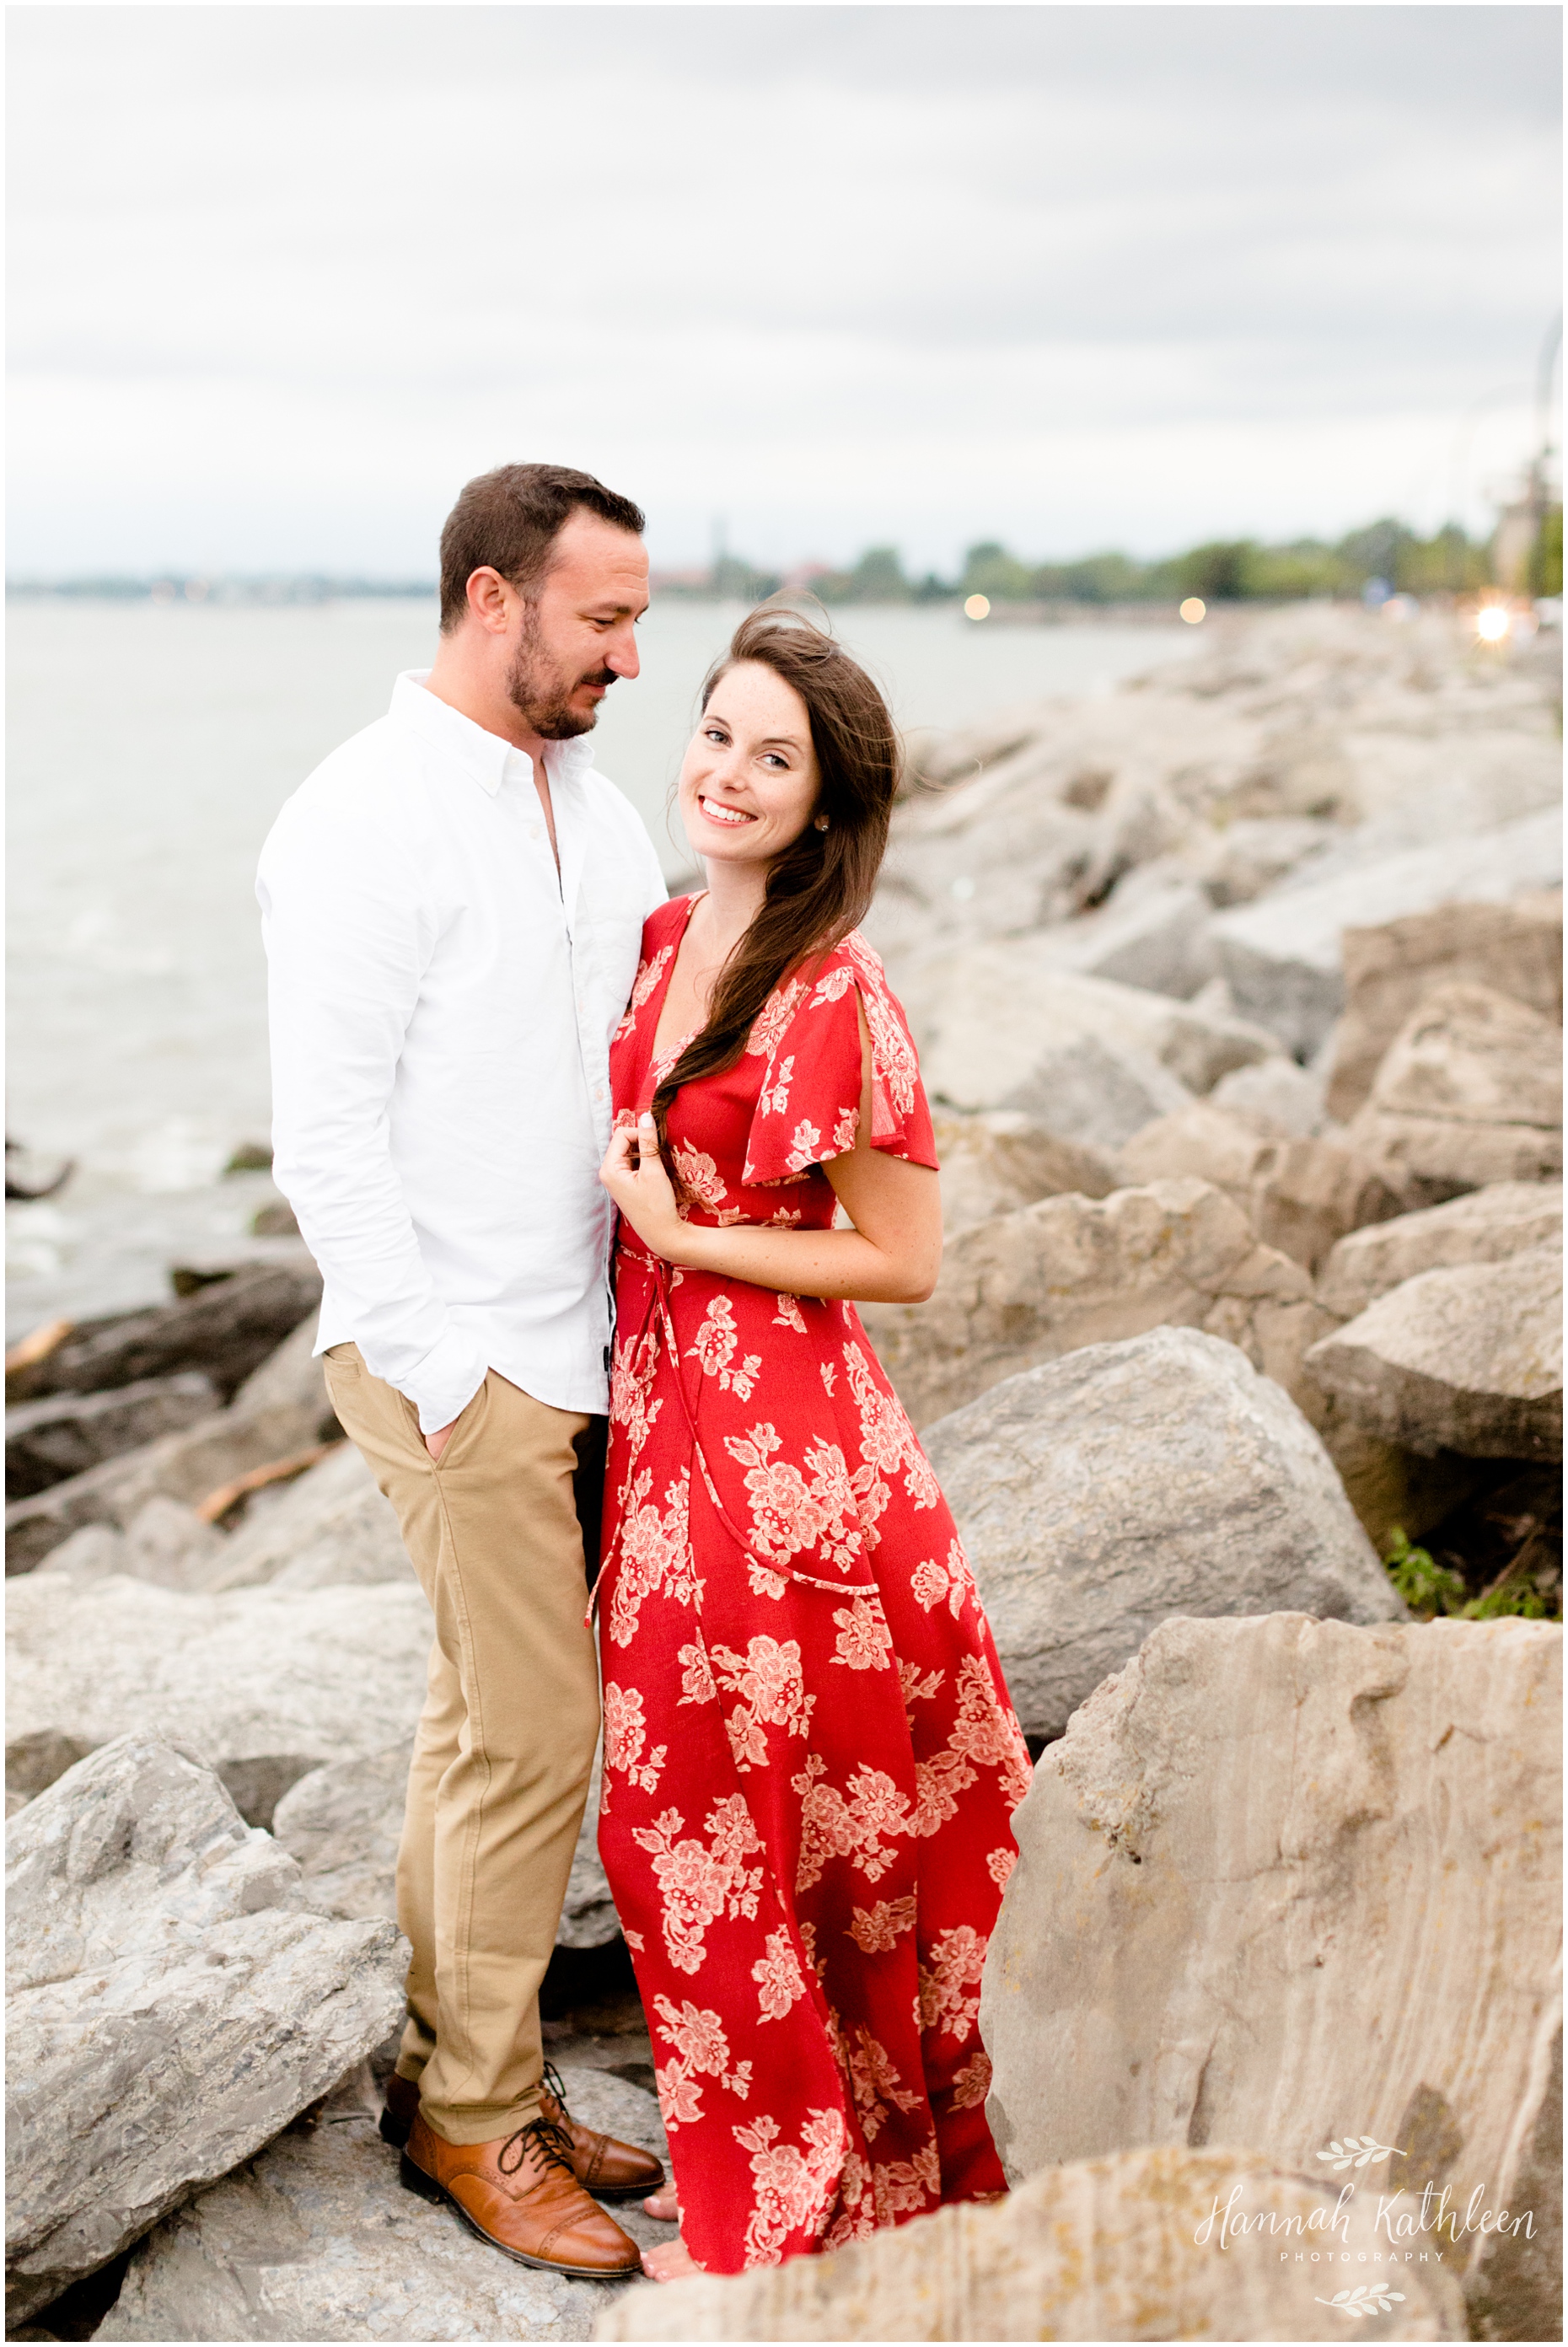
[695,794,757,827]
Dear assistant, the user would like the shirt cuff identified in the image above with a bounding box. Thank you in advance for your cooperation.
[390,1329,491,1436]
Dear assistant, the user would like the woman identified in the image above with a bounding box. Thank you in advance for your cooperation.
[596,605,1031,2281]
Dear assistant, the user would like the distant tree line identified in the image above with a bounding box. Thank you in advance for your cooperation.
[684,512,1560,609]
[809,516,1524,606]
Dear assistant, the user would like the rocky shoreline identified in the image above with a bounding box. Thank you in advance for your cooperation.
[6,603,1562,2340]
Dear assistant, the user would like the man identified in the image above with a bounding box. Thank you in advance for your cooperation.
[258,464,667,2280]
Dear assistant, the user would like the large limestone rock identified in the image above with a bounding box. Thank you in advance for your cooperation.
[932,1110,1117,1235]
[195,1442,411,1593]
[901,948,1281,1120]
[1327,893,1562,1120]
[1026,877,1220,1001]
[1318,1184,1564,1320]
[100,2064,666,2343]
[6,1262,324,1404]
[5,1572,432,1801]
[270,1740,412,1925]
[104,2063,665,2340]
[5,1734,405,2323]
[862,1177,1338,1431]
[1209,1050,1327,1135]
[271,1741,620,1949]
[1345,984,1563,1207]
[923,1328,1402,1742]
[5,1373,219,1501]
[1306,1249,1562,1461]
[21,1445,411,1599]
[46,1496,228,1592]
[980,1614,1562,2343]
[5,1313,341,1576]
[1207,809,1564,1059]
[597,2142,1464,2340]
[1120,1102,1404,1270]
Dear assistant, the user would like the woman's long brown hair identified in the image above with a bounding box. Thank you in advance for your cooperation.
[651,603,900,1155]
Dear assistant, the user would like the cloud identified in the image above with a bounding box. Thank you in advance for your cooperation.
[7,5,1560,571]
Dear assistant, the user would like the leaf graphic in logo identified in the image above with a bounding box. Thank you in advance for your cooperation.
[1315,2284,1407,2317]
[1315,2129,1405,2172]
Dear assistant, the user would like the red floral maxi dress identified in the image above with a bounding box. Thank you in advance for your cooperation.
[596,895,1033,2277]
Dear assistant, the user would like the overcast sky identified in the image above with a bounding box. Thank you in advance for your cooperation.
[7,4,1561,576]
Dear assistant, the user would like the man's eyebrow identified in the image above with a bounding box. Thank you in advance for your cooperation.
[583,598,647,616]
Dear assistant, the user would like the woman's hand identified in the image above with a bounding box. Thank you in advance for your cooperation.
[599,1114,691,1263]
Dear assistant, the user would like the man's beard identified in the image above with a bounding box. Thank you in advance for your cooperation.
[506,609,616,741]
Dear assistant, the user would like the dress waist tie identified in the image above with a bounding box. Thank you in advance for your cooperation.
[591,1240,883,1623]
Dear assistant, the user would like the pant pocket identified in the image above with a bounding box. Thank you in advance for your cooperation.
[427,1372,491,1472]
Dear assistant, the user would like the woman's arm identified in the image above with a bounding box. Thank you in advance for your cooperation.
[599,999,942,1304]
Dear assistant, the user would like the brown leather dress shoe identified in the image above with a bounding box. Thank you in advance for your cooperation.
[540,2061,667,2202]
[384,2064,667,2202]
[400,2110,642,2279]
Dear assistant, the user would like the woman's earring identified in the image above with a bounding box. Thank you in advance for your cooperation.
[814,814,830,832]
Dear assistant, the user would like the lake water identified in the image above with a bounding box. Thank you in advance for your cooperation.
[6,596,1191,1329]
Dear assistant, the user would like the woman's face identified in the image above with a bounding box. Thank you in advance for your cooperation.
[678,661,821,873]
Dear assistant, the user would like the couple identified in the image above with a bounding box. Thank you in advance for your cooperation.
[258,463,1030,2285]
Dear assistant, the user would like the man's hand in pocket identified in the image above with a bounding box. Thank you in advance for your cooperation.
[425,1421,458,1463]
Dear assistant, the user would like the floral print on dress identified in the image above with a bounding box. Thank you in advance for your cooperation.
[598,894,1030,2277]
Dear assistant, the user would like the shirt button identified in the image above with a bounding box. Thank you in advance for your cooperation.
[595,1086,605,1103]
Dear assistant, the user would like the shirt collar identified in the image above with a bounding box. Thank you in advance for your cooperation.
[390,671,597,799]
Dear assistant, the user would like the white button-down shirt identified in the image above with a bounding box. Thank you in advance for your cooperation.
[257,671,666,1431]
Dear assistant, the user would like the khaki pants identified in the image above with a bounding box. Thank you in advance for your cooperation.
[323,1347,602,2147]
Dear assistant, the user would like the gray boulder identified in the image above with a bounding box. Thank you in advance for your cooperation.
[1191,814,1339,905]
[5,1572,432,1793]
[980,1614,1561,2343]
[1327,891,1562,1121]
[34,1497,227,1592]
[597,2141,1463,2341]
[924,1327,1402,1742]
[100,2065,666,2343]
[932,1110,1118,1236]
[6,1262,324,1404]
[1208,1050,1326,1135]
[1119,1103,1404,1271]
[5,1316,342,1576]
[271,1740,412,1924]
[1318,1183,1564,1321]
[1208,808,1564,1059]
[902,945,1280,1116]
[1028,878,1220,1001]
[1345,983,1563,1206]
[273,1741,620,1950]
[862,1177,1336,1432]
[5,1374,218,1501]
[1306,1248,1562,1461]
[29,1447,411,1599]
[194,1442,411,1593]
[987,1033,1195,1154]
[5,1734,405,2323]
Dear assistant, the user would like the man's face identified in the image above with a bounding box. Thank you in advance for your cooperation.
[506,511,649,740]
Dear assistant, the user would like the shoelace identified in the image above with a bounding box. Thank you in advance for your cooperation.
[541,2060,574,2118]
[496,2112,577,2182]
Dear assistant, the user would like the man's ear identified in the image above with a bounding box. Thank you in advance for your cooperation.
[464,566,518,637]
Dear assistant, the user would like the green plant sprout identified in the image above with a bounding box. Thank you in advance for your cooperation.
[1384,1528,1465,1618]
[1384,1528,1555,1621]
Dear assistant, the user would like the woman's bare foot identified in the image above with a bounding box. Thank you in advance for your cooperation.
[642,2187,679,2223]
[641,2233,700,2281]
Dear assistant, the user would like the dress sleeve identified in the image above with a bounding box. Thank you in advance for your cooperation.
[741,937,939,1187]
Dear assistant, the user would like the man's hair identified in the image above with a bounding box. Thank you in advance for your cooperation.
[438,464,646,632]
